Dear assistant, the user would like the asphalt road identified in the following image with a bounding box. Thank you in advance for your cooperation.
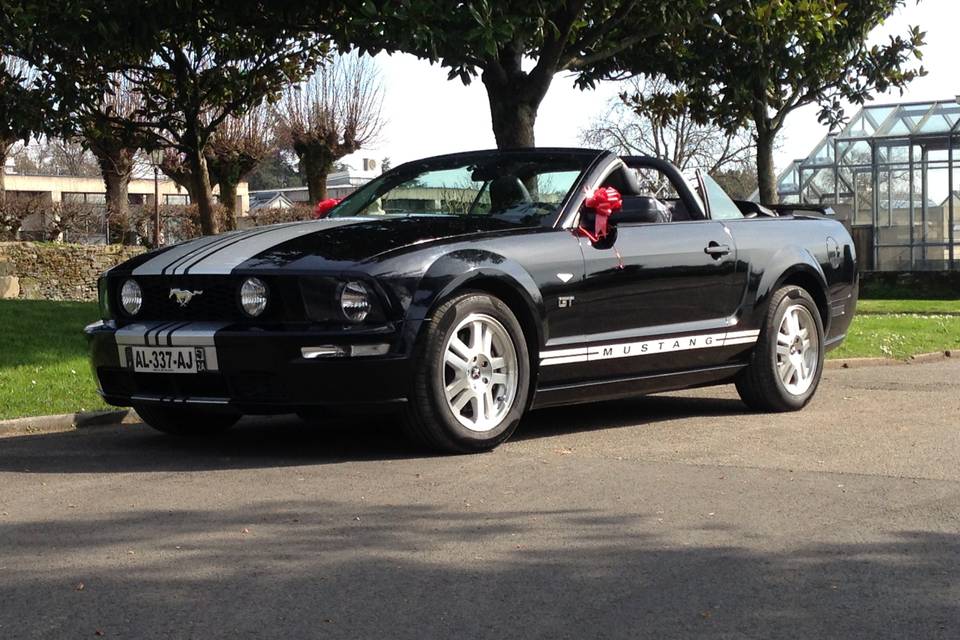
[1,360,958,639]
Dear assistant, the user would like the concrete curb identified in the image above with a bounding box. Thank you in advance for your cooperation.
[825,350,953,369]
[0,409,138,438]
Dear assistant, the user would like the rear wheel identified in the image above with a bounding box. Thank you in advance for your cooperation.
[736,285,824,412]
[134,405,239,437]
[403,292,530,453]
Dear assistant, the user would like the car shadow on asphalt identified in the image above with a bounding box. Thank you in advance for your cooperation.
[518,394,750,441]
[0,393,750,474]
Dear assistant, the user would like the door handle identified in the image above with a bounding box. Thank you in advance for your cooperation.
[704,242,731,258]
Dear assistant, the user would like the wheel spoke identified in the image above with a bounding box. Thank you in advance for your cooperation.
[445,376,469,401]
[444,350,469,370]
[469,320,483,352]
[776,343,791,357]
[490,372,508,386]
[787,310,800,337]
[451,387,473,411]
[777,331,792,346]
[482,325,493,355]
[489,356,507,371]
[483,388,495,421]
[780,360,796,386]
[449,337,472,360]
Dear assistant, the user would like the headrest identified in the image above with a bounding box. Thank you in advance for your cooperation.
[489,176,531,211]
[603,166,643,196]
[616,196,672,224]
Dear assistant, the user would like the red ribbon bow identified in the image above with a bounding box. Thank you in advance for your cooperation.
[313,198,341,219]
[579,186,622,242]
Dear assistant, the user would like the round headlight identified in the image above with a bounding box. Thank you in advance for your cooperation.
[120,279,142,316]
[240,277,268,317]
[340,281,371,322]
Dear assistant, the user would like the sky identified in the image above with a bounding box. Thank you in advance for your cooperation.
[343,0,956,176]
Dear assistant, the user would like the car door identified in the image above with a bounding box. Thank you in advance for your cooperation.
[546,158,749,381]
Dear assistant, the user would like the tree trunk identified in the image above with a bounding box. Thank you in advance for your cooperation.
[94,151,133,220]
[487,95,538,148]
[219,178,238,231]
[187,147,218,235]
[481,62,553,149]
[300,148,333,203]
[0,145,8,206]
[755,124,779,205]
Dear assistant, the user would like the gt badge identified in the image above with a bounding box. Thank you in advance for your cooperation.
[170,288,203,307]
[558,296,575,308]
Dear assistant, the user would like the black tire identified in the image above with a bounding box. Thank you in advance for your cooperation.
[403,292,531,453]
[134,404,239,437]
[735,285,825,412]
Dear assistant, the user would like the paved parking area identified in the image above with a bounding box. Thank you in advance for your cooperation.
[1,360,958,638]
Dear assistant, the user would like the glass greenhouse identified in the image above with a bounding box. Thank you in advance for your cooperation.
[773,99,960,271]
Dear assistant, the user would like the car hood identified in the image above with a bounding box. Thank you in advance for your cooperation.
[126,216,528,276]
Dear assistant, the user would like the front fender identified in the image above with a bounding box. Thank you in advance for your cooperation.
[404,249,545,348]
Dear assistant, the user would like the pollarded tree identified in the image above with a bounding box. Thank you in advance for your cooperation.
[275,53,384,203]
[340,0,706,149]
[80,75,150,222]
[159,104,276,229]
[207,104,277,228]
[625,0,925,204]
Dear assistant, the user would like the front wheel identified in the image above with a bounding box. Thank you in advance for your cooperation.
[134,405,240,437]
[736,285,825,412]
[403,292,531,453]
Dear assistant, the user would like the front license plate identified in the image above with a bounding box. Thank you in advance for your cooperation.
[120,346,215,374]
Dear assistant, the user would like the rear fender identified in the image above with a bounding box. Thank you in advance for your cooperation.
[752,247,830,330]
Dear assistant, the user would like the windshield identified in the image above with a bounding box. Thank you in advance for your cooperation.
[329,151,595,226]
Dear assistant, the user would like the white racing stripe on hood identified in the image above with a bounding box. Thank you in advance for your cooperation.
[130,219,364,276]
[178,218,363,275]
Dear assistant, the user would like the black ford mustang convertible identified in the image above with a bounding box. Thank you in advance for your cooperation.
[86,148,858,452]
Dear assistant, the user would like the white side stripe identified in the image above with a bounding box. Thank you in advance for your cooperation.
[540,329,760,366]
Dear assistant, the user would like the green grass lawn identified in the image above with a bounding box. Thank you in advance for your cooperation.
[856,299,960,315]
[0,300,108,420]
[828,313,960,359]
[1,298,959,419]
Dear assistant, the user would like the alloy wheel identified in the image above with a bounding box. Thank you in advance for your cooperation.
[441,313,519,432]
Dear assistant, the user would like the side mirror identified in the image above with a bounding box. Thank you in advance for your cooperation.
[577,187,622,242]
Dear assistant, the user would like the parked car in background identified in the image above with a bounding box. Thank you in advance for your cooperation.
[86,148,858,452]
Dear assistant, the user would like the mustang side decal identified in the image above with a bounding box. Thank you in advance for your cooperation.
[539,329,761,366]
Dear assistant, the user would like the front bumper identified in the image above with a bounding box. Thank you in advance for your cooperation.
[86,320,417,413]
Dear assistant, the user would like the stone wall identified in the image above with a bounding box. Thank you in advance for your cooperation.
[0,242,146,302]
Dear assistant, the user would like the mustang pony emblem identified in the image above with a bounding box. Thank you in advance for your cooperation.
[169,288,203,307]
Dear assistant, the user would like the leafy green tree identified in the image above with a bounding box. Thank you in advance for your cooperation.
[246,151,304,191]
[4,0,331,234]
[342,0,706,148]
[0,55,43,203]
[626,0,925,203]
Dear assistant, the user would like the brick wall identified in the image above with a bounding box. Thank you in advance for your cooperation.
[0,242,146,302]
